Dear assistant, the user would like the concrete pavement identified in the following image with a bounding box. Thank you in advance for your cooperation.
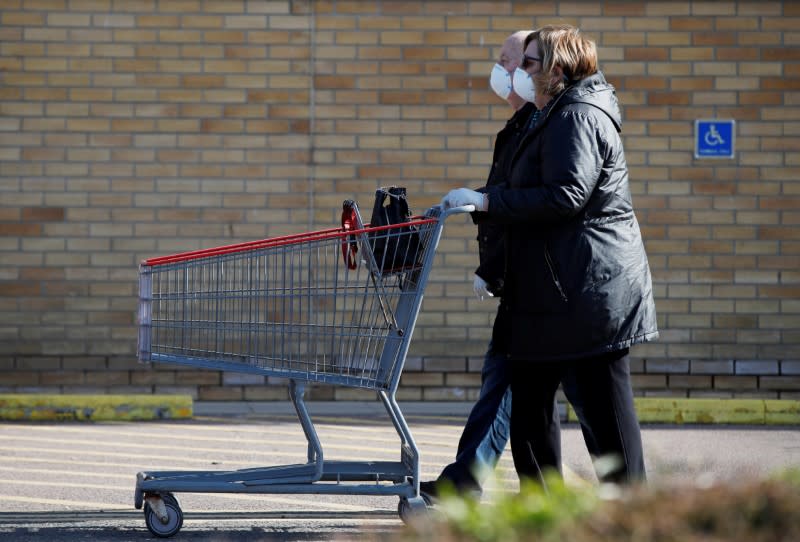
[2,405,800,541]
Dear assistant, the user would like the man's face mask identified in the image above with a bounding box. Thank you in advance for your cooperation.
[489,63,513,100]
[512,67,536,103]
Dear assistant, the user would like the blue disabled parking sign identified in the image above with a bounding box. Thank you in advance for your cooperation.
[695,119,735,159]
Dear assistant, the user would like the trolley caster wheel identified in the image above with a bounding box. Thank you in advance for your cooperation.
[398,496,428,526]
[143,493,183,538]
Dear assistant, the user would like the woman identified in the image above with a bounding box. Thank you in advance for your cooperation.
[441,24,658,484]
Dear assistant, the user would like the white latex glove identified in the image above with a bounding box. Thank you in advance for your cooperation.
[441,188,488,211]
[473,273,493,300]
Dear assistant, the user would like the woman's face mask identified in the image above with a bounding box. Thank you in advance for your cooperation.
[512,68,536,103]
[489,63,513,100]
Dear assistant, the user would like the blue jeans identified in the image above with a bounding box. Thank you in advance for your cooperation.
[437,343,511,490]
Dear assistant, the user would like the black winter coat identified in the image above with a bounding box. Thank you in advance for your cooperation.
[473,102,536,296]
[485,72,658,361]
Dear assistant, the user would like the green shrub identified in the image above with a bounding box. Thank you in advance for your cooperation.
[436,473,596,542]
[561,473,800,542]
[401,470,800,542]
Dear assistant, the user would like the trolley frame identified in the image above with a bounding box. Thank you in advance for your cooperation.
[134,202,473,533]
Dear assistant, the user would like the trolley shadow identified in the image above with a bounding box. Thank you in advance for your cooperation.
[0,510,398,542]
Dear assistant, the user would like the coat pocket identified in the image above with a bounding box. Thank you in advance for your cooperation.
[513,244,569,314]
[544,245,569,304]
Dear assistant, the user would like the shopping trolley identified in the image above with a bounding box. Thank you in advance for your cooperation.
[134,199,473,537]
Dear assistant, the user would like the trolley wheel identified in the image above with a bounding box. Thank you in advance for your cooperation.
[143,493,183,538]
[398,496,428,525]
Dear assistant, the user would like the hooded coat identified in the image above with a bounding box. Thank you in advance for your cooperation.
[484,72,658,361]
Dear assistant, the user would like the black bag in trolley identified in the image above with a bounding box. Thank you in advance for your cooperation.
[367,186,422,273]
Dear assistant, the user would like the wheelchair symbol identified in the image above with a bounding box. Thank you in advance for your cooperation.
[704,124,725,146]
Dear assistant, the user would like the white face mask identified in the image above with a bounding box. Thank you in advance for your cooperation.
[489,63,513,100]
[512,67,536,103]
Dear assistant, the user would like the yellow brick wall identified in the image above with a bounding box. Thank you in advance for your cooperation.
[1,0,799,400]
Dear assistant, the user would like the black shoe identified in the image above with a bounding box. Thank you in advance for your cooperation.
[419,480,440,505]
[419,479,481,505]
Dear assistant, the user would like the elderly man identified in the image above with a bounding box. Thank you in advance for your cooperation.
[421,30,535,501]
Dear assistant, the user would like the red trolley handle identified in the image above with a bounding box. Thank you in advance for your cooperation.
[341,200,359,270]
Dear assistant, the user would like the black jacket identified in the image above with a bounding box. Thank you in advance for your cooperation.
[473,102,536,296]
[485,72,658,361]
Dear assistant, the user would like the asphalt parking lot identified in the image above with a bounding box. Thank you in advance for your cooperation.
[2,407,800,541]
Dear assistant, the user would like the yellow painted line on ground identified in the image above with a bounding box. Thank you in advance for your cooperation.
[0,478,151,492]
[5,455,221,471]
[0,414,467,441]
[3,448,516,487]
[2,432,461,462]
[0,444,295,466]
[0,394,192,421]
[0,494,131,509]
[0,447,265,469]
[6,455,338,478]
[4,394,799,424]
[219,413,469,426]
[0,465,131,480]
[0,443,482,483]
[6,454,407,485]
[171,415,468,440]
[764,399,800,425]
[6,420,462,449]
[566,398,800,425]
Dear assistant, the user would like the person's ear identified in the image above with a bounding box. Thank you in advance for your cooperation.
[548,65,566,89]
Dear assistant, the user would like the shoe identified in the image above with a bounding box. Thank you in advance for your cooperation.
[419,479,481,505]
[419,480,440,505]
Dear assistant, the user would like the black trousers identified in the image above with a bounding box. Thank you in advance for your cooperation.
[510,349,646,485]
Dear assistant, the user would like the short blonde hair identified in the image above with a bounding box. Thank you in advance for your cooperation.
[525,24,598,96]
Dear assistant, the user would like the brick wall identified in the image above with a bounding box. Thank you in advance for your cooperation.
[1,1,799,401]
